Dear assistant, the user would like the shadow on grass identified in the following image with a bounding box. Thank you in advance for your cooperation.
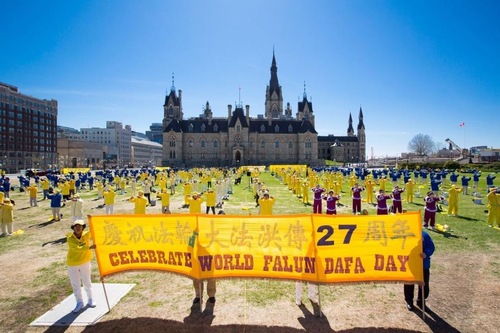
[412,305,461,333]
[29,221,57,229]
[42,237,67,247]
[39,317,438,333]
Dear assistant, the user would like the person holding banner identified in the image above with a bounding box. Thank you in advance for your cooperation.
[404,230,435,311]
[67,219,96,313]
[295,282,319,315]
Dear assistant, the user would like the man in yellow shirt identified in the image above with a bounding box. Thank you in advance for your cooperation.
[103,188,116,214]
[187,193,203,214]
[203,188,217,214]
[129,190,149,214]
[258,192,276,215]
[156,189,171,214]
[27,183,38,207]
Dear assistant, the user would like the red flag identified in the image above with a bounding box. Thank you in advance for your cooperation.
[459,122,465,127]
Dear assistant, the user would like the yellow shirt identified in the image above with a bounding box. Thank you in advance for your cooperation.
[1,203,14,223]
[203,191,217,207]
[66,230,93,266]
[130,196,148,214]
[258,197,276,215]
[157,192,170,206]
[103,190,116,205]
[187,197,203,214]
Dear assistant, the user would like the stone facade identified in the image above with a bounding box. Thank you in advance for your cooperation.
[161,53,365,167]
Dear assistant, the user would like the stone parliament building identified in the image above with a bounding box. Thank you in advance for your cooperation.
[161,52,366,167]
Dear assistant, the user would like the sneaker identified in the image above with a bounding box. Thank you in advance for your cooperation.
[406,302,414,311]
[88,299,97,308]
[72,301,84,313]
[208,297,216,303]
[430,226,435,231]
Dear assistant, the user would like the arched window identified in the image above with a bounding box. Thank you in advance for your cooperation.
[260,140,265,148]
[201,139,206,148]
[169,137,176,147]
[213,139,218,148]
[305,138,311,148]
[249,140,253,148]
[275,140,279,148]
[188,139,193,147]
[288,140,293,149]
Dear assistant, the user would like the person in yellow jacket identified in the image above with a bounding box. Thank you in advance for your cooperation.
[60,181,71,201]
[129,190,149,214]
[447,184,462,216]
[0,198,15,236]
[103,188,116,214]
[203,188,217,214]
[487,187,500,228]
[183,182,192,206]
[406,179,415,203]
[66,219,96,313]
[365,179,376,205]
[156,188,171,214]
[27,183,38,207]
[258,192,276,215]
[41,177,50,200]
[187,193,203,214]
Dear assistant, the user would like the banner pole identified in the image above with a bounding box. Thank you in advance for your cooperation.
[419,285,425,320]
[199,281,203,313]
[317,284,322,318]
[101,276,112,313]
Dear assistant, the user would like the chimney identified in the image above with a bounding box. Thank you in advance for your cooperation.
[245,105,250,123]
[227,104,232,119]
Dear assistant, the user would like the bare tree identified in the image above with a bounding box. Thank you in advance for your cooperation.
[408,134,435,155]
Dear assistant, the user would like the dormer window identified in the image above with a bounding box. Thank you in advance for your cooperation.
[213,124,218,132]
[275,125,279,133]
[288,124,293,133]
[188,123,193,132]
[201,124,206,132]
[260,124,265,132]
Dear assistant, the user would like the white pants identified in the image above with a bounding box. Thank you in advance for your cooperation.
[295,282,318,304]
[51,207,61,220]
[68,262,93,303]
[106,204,114,214]
[1,222,13,235]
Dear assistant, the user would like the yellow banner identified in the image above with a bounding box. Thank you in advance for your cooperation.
[89,214,198,278]
[89,212,423,284]
[313,212,423,284]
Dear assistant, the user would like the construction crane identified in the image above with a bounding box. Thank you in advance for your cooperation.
[445,138,469,159]
[445,138,462,153]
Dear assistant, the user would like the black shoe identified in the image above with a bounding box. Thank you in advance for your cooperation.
[193,297,200,304]
[208,297,216,303]
[406,302,414,311]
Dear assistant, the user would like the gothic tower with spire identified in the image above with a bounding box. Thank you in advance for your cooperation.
[357,107,366,162]
[265,51,283,119]
[162,73,183,129]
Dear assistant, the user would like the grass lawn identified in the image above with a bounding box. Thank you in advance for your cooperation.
[0,169,499,333]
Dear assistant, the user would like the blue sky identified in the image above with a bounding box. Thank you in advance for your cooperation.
[2,0,499,158]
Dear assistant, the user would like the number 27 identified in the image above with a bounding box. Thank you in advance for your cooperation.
[316,224,356,246]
